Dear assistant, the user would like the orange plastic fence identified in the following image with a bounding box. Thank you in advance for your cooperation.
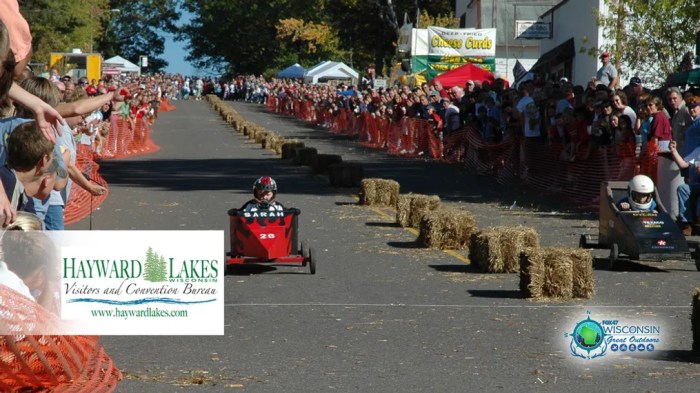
[101,117,160,160]
[0,286,121,392]
[63,147,109,226]
[267,96,662,207]
[63,111,163,225]
[159,98,176,112]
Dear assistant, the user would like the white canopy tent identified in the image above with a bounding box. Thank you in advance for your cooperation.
[103,55,141,76]
[303,61,359,85]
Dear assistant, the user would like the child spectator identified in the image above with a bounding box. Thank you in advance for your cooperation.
[1,121,60,209]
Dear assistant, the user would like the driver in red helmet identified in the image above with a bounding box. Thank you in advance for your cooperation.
[241,176,285,211]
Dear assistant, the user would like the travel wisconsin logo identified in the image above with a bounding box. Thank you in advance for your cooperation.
[564,311,662,360]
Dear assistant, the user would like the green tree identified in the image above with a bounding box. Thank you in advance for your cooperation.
[179,0,454,76]
[19,0,177,72]
[276,18,344,65]
[143,248,168,282]
[20,0,111,66]
[143,247,156,281]
[98,0,180,72]
[597,0,700,85]
[156,255,168,281]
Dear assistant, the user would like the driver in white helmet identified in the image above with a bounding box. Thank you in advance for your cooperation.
[618,175,657,212]
[241,176,285,211]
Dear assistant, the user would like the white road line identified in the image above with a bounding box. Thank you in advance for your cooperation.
[225,303,689,309]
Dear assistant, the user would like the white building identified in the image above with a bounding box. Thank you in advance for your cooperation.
[456,0,554,83]
[535,0,614,87]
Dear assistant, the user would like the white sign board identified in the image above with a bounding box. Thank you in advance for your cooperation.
[515,21,550,40]
[427,27,496,57]
[373,79,387,88]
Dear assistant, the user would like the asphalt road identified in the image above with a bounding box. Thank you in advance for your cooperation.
[71,99,700,392]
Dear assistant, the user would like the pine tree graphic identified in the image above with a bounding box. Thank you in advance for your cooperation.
[143,247,168,282]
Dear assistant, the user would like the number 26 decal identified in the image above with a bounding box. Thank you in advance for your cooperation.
[260,233,276,239]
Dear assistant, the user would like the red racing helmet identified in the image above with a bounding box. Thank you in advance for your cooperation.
[253,176,277,200]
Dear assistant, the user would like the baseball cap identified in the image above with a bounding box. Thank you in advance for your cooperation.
[630,76,642,86]
[466,80,475,86]
[600,52,610,58]
[429,90,440,97]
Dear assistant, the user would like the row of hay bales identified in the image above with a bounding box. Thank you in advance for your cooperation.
[359,178,594,300]
[206,95,366,188]
[207,96,700,352]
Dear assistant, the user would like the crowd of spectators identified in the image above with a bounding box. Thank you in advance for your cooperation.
[251,62,700,232]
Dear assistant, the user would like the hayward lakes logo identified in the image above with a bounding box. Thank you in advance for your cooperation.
[564,311,662,360]
[55,230,224,335]
[62,247,219,283]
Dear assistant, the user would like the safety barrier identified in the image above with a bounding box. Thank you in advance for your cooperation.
[0,286,121,392]
[267,95,661,207]
[63,107,163,225]
[158,98,176,112]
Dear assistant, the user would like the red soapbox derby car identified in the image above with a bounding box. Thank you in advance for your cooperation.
[226,207,316,274]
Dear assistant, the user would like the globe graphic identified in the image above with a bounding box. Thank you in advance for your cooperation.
[574,321,603,349]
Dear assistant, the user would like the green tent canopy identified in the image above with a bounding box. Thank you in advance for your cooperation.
[667,68,700,87]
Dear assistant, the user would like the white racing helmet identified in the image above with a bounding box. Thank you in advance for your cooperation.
[628,175,654,211]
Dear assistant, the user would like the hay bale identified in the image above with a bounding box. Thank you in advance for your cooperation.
[360,179,399,207]
[269,136,285,154]
[519,247,545,298]
[328,163,364,187]
[520,247,574,299]
[262,133,280,149]
[694,288,700,354]
[253,128,269,142]
[569,248,594,299]
[312,154,343,174]
[282,141,305,159]
[293,147,317,166]
[409,195,441,228]
[396,194,413,227]
[359,179,378,205]
[471,228,505,273]
[273,138,285,155]
[417,207,476,250]
[499,226,540,273]
[542,248,573,299]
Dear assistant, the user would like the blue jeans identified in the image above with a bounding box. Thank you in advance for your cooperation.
[676,183,700,223]
[44,205,65,230]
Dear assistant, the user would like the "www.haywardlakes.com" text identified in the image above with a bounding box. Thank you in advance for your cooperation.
[91,307,188,320]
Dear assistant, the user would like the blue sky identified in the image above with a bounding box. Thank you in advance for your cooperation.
[162,8,195,76]
[162,31,194,76]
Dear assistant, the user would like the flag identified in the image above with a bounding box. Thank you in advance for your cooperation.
[512,60,528,83]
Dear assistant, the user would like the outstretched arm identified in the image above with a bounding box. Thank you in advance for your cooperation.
[55,92,114,117]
